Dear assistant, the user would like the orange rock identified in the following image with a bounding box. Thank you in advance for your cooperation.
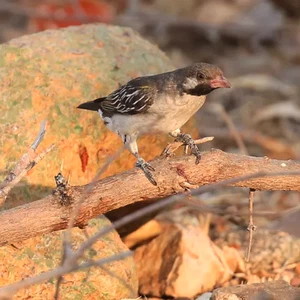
[0,217,138,299]
[0,24,175,207]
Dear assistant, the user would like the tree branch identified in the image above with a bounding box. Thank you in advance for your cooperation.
[1,149,300,247]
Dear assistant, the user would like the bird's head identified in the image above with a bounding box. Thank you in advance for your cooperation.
[180,63,231,96]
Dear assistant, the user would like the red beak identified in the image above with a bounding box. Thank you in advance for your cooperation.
[210,76,231,89]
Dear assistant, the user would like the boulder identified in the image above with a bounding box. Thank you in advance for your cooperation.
[0,217,138,299]
[0,24,173,206]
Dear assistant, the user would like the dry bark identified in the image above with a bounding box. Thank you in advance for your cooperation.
[211,280,300,300]
[1,149,300,246]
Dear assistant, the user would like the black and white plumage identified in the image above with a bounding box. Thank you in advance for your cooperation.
[78,63,231,185]
[92,83,155,117]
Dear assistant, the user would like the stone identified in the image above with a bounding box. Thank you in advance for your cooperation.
[0,24,174,207]
[0,217,138,299]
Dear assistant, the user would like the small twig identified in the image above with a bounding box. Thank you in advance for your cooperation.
[246,188,257,262]
[30,120,46,150]
[81,228,135,296]
[0,121,54,207]
[54,235,72,300]
[161,136,214,157]
[54,275,63,300]
[55,146,126,297]
[210,103,248,155]
[98,265,136,297]
[0,250,132,299]
[64,146,125,249]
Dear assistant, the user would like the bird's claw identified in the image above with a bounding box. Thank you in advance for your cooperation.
[161,144,176,158]
[136,159,157,186]
[175,133,201,164]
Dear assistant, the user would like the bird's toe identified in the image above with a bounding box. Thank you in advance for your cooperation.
[136,159,157,185]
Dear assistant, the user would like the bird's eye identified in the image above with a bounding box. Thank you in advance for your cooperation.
[197,73,204,80]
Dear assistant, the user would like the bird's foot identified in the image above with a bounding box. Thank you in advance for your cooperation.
[136,159,157,186]
[161,143,177,158]
[175,133,201,164]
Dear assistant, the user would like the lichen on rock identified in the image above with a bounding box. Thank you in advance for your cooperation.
[0,24,173,206]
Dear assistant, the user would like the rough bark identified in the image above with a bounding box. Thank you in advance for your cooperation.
[211,280,300,300]
[1,149,300,246]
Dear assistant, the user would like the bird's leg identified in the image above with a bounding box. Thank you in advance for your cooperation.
[123,134,157,186]
[136,158,157,186]
[170,129,201,164]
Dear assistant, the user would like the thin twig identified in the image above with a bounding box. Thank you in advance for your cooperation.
[161,136,214,157]
[54,237,71,300]
[30,120,46,150]
[99,265,136,297]
[65,146,125,246]
[246,188,256,262]
[54,275,63,300]
[58,146,125,298]
[210,103,248,155]
[0,121,54,207]
[0,250,132,299]
[31,144,56,171]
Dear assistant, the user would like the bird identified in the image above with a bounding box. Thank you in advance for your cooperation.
[77,63,231,186]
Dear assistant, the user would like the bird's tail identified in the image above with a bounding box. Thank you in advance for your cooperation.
[77,97,106,111]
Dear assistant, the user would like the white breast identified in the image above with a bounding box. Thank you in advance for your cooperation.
[99,94,206,137]
[147,94,206,133]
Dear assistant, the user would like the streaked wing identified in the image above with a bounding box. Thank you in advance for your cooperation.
[99,84,154,115]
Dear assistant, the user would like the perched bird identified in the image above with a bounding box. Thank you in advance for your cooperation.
[78,63,231,185]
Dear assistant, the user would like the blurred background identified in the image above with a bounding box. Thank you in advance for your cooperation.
[1,0,300,293]
[1,0,300,232]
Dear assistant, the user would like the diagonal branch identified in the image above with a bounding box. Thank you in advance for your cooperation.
[0,149,300,247]
[0,121,55,207]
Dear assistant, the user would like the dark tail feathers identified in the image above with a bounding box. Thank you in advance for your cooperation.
[77,97,106,111]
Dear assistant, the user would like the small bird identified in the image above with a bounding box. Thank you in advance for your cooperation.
[78,63,231,185]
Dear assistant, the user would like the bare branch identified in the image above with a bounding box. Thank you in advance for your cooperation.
[1,164,299,297]
[30,120,46,150]
[1,150,300,297]
[57,147,124,297]
[0,121,54,207]
[0,149,300,247]
[0,250,132,299]
[246,188,256,262]
[161,136,214,157]
[65,146,125,245]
